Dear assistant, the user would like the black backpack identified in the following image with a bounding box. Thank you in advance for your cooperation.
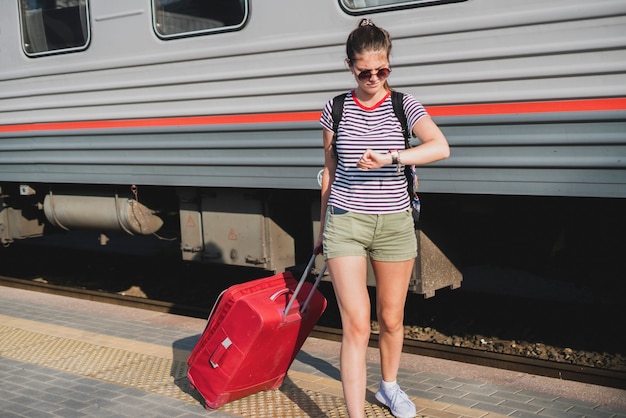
[330,90,420,226]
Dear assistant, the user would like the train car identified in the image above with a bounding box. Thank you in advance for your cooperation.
[1,0,625,296]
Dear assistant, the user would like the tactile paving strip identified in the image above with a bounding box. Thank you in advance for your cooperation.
[217,384,393,417]
[0,325,195,401]
[0,325,397,417]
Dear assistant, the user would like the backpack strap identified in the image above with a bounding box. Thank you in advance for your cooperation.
[391,90,421,226]
[330,93,347,159]
[391,90,410,148]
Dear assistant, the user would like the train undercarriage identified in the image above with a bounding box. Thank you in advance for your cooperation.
[0,182,464,297]
[2,181,624,301]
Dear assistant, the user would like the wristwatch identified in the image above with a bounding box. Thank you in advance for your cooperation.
[390,150,399,165]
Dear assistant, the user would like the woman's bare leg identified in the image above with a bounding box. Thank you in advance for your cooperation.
[371,258,414,382]
[327,255,370,418]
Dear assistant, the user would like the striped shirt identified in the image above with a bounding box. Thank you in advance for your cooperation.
[320,90,428,214]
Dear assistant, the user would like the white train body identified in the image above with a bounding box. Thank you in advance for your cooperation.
[1,0,625,293]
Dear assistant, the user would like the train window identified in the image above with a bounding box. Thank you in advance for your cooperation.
[340,0,465,14]
[152,0,248,39]
[19,0,90,57]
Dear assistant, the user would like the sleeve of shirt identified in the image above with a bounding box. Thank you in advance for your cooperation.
[402,93,429,134]
[319,99,334,132]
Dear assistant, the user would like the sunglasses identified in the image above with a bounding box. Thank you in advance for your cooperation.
[356,68,391,82]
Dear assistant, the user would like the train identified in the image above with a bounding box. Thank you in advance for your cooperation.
[1,0,625,297]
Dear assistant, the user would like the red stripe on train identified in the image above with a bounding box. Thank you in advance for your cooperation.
[1,98,625,133]
[427,98,626,117]
[0,111,323,133]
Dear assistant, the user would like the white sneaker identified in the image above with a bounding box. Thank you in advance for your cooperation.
[374,382,416,418]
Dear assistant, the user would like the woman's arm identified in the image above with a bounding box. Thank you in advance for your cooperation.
[314,128,337,254]
[357,116,449,170]
[402,115,450,165]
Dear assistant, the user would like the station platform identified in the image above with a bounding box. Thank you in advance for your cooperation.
[1,286,625,418]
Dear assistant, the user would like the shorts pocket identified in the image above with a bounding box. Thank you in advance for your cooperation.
[330,205,349,215]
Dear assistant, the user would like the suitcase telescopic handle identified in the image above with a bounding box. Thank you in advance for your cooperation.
[284,254,326,319]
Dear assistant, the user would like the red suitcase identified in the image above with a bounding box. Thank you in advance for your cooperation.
[186,255,327,409]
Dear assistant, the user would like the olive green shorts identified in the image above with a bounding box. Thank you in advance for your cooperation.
[322,205,417,262]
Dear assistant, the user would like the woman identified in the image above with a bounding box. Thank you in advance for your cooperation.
[315,19,450,418]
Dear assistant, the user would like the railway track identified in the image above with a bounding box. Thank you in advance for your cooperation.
[2,274,625,391]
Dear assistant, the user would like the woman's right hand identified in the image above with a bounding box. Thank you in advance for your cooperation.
[314,237,323,255]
